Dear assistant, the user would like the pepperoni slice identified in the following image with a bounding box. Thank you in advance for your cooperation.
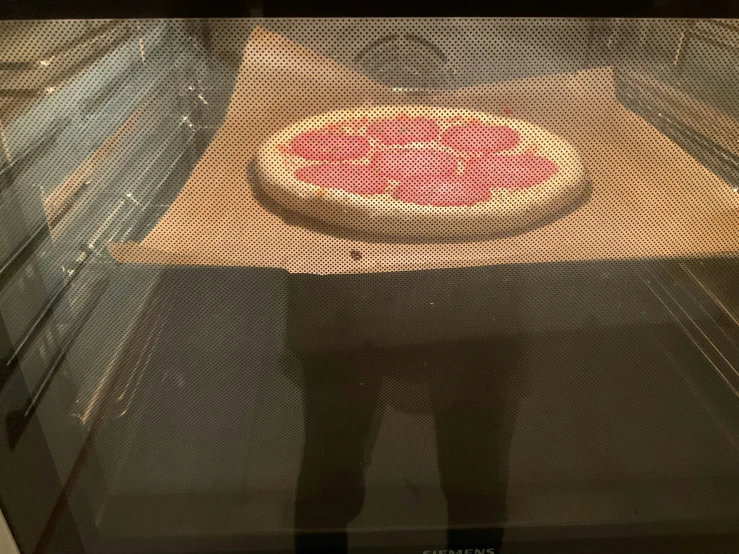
[441,123,519,154]
[371,149,458,179]
[367,115,440,145]
[465,153,558,189]
[290,131,370,161]
[393,175,492,207]
[295,164,388,195]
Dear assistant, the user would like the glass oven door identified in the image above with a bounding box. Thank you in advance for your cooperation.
[1,16,739,554]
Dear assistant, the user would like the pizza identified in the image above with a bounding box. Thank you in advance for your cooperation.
[255,106,587,238]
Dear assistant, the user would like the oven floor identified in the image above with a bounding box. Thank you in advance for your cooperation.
[80,262,739,550]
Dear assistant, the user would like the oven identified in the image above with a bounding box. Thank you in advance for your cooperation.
[1,13,739,554]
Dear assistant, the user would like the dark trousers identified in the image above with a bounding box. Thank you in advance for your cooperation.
[293,340,518,553]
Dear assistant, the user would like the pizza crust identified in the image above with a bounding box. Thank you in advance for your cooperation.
[255,106,588,239]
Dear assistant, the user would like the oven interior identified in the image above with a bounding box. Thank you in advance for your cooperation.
[0,18,739,554]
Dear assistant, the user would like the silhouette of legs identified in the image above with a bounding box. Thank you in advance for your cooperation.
[294,352,382,552]
[427,339,518,553]
[292,338,518,553]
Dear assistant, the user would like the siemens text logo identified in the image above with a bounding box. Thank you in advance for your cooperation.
[423,550,496,554]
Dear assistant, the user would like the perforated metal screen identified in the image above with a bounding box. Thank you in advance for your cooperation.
[1,18,739,554]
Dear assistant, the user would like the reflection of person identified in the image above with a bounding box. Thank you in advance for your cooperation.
[292,338,520,553]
